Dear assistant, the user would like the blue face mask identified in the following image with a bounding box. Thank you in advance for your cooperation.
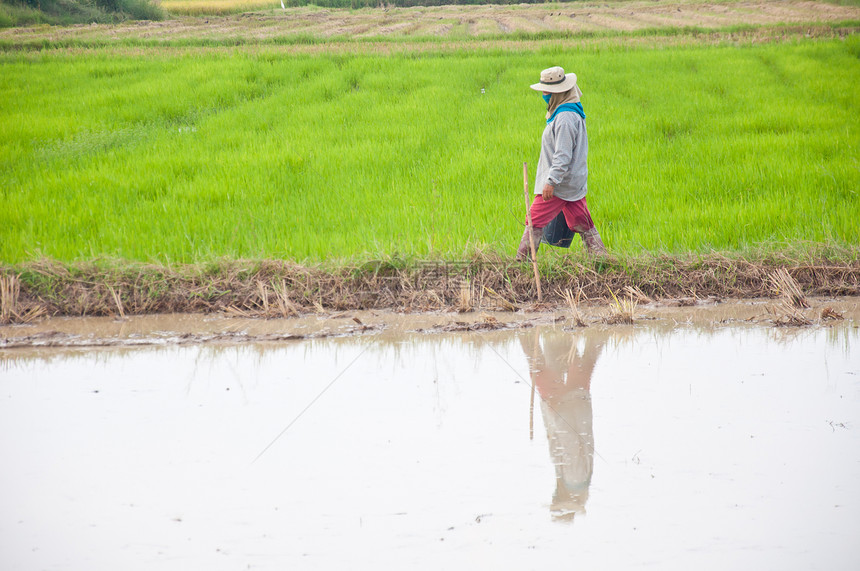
[542,93,552,104]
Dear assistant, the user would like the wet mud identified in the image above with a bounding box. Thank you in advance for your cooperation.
[1,296,857,350]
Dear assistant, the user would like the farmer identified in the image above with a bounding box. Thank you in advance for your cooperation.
[518,328,608,520]
[516,66,606,260]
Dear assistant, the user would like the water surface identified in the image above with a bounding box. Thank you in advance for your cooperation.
[2,321,859,570]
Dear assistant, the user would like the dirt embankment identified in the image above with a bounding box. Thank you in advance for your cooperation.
[2,253,858,325]
[2,0,858,47]
[1,294,858,350]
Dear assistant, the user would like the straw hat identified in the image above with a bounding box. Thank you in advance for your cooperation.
[530,66,578,93]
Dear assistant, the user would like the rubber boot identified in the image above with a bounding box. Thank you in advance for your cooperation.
[581,227,606,255]
[516,225,544,261]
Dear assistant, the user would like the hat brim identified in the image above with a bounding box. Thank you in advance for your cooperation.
[529,75,578,93]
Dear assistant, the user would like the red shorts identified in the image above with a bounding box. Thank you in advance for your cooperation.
[527,195,596,234]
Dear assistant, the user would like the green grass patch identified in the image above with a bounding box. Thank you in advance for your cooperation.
[1,38,858,264]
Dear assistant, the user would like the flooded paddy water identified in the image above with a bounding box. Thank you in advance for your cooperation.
[1,300,860,570]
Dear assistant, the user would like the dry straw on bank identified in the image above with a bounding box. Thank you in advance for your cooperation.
[765,268,818,326]
[560,287,586,327]
[623,285,651,304]
[768,268,810,309]
[1,274,45,324]
[1,252,858,322]
[768,302,813,327]
[0,274,18,324]
[106,284,125,318]
[456,279,475,313]
[820,306,844,321]
[225,279,301,318]
[482,285,518,312]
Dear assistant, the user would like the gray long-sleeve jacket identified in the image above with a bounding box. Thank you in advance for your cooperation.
[534,112,588,202]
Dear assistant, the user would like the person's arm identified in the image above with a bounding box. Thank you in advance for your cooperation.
[542,183,555,200]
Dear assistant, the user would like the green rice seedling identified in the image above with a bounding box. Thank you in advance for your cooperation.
[1,39,858,265]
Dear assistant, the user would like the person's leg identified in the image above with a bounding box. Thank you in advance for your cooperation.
[516,196,566,260]
[560,197,606,254]
[580,227,606,254]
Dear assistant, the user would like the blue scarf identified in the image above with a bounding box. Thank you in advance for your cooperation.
[542,93,586,123]
[547,102,586,123]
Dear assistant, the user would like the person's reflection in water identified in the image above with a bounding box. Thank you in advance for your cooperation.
[519,328,607,521]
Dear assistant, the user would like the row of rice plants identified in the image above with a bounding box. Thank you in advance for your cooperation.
[1,38,858,264]
[588,39,860,251]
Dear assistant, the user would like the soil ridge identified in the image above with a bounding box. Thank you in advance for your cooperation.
[2,252,858,323]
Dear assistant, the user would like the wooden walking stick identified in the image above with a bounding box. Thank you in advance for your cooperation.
[522,162,543,301]
[529,335,537,440]
[529,379,536,440]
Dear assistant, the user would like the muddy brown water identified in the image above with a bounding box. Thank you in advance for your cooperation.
[1,299,859,570]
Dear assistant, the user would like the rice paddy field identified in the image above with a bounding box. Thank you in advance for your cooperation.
[1,0,859,316]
